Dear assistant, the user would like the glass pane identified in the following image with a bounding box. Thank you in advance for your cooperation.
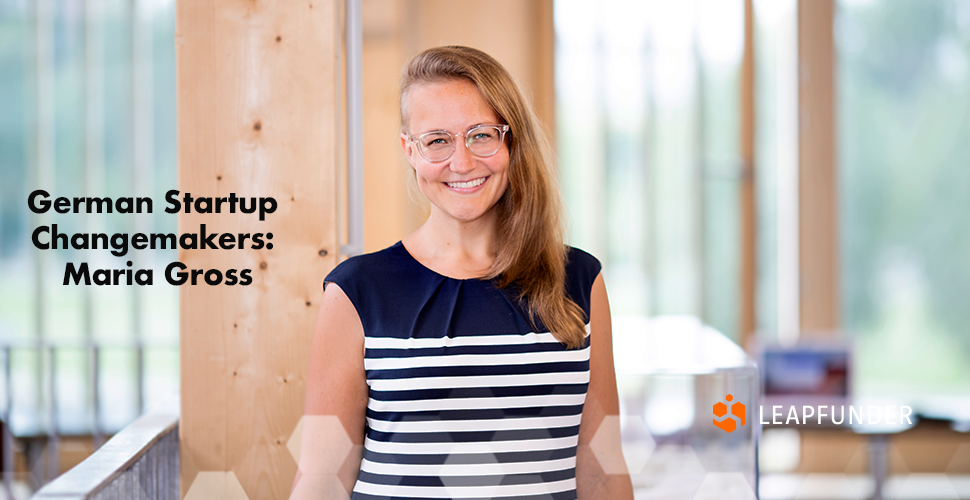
[0,0,178,445]
[0,0,32,345]
[555,0,744,342]
[48,0,86,343]
[699,0,745,340]
[837,0,970,398]
[754,0,799,340]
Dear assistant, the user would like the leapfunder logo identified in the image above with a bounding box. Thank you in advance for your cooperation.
[712,395,915,432]
[713,394,746,432]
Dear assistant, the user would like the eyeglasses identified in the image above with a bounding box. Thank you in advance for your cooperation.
[407,124,510,163]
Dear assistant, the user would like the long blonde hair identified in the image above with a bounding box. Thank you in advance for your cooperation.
[400,46,587,349]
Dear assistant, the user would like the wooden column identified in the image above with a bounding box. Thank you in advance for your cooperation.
[739,0,757,348]
[407,0,556,138]
[176,1,341,498]
[361,0,556,252]
[797,0,839,331]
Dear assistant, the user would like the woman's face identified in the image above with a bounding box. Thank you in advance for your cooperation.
[401,79,510,226]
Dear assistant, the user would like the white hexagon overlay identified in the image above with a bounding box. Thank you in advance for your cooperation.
[886,473,960,500]
[440,442,502,500]
[692,472,757,500]
[948,474,970,498]
[184,471,250,500]
[889,444,910,474]
[590,414,656,475]
[290,472,352,500]
[794,473,871,499]
[758,473,805,500]
[292,415,354,474]
[287,415,304,463]
[639,444,708,497]
[844,442,869,473]
[947,443,970,472]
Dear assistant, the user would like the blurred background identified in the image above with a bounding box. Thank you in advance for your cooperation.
[1,0,969,498]
[0,0,178,496]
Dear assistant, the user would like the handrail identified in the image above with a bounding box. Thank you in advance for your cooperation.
[31,403,179,500]
[1,338,178,488]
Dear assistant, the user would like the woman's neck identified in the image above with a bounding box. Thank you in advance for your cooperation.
[402,209,500,279]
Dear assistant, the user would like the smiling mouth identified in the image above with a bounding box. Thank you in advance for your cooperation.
[445,177,488,189]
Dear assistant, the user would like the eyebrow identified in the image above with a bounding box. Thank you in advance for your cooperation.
[415,123,497,136]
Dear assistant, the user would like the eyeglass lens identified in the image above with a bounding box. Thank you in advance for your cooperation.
[416,126,504,161]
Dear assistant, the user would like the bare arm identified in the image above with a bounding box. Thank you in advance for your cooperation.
[576,273,634,500]
[290,283,368,499]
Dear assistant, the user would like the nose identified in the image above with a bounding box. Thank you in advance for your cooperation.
[448,136,475,174]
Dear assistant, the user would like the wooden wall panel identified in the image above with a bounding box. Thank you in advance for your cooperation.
[176,0,341,498]
[797,0,839,331]
[361,0,556,252]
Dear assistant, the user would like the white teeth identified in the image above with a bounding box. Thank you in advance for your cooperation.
[446,177,487,189]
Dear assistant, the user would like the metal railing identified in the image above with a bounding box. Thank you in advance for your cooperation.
[31,405,178,500]
[0,339,177,493]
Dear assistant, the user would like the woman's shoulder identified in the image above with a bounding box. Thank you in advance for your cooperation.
[323,241,413,292]
[563,245,602,319]
[565,245,602,282]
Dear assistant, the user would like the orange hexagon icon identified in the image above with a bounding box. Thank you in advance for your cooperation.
[713,394,745,433]
[713,401,727,418]
[731,398,746,427]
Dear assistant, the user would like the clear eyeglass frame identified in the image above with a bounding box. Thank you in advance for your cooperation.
[407,124,510,163]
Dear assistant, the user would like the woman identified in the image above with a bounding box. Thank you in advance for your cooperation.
[292,46,632,500]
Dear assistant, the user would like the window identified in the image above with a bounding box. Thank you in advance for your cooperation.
[554,0,746,341]
[0,0,178,446]
[837,0,970,399]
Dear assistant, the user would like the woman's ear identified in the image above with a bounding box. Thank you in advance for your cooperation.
[400,133,416,167]
[401,132,414,160]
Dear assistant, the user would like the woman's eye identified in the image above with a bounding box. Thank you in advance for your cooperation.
[471,131,496,142]
[423,136,450,147]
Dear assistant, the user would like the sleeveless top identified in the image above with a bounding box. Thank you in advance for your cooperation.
[324,241,601,500]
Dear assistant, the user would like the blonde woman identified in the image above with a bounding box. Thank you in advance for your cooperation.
[292,46,632,500]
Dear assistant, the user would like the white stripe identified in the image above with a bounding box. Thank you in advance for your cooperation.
[369,371,589,391]
[364,329,589,350]
[358,326,590,497]
[366,414,582,433]
[364,348,589,370]
[368,393,587,412]
[359,457,576,476]
[353,478,576,498]
[363,435,579,455]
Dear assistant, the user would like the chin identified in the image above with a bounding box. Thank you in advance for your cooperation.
[447,210,488,223]
[438,203,495,223]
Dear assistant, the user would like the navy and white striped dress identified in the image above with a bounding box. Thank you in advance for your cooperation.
[324,241,601,500]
